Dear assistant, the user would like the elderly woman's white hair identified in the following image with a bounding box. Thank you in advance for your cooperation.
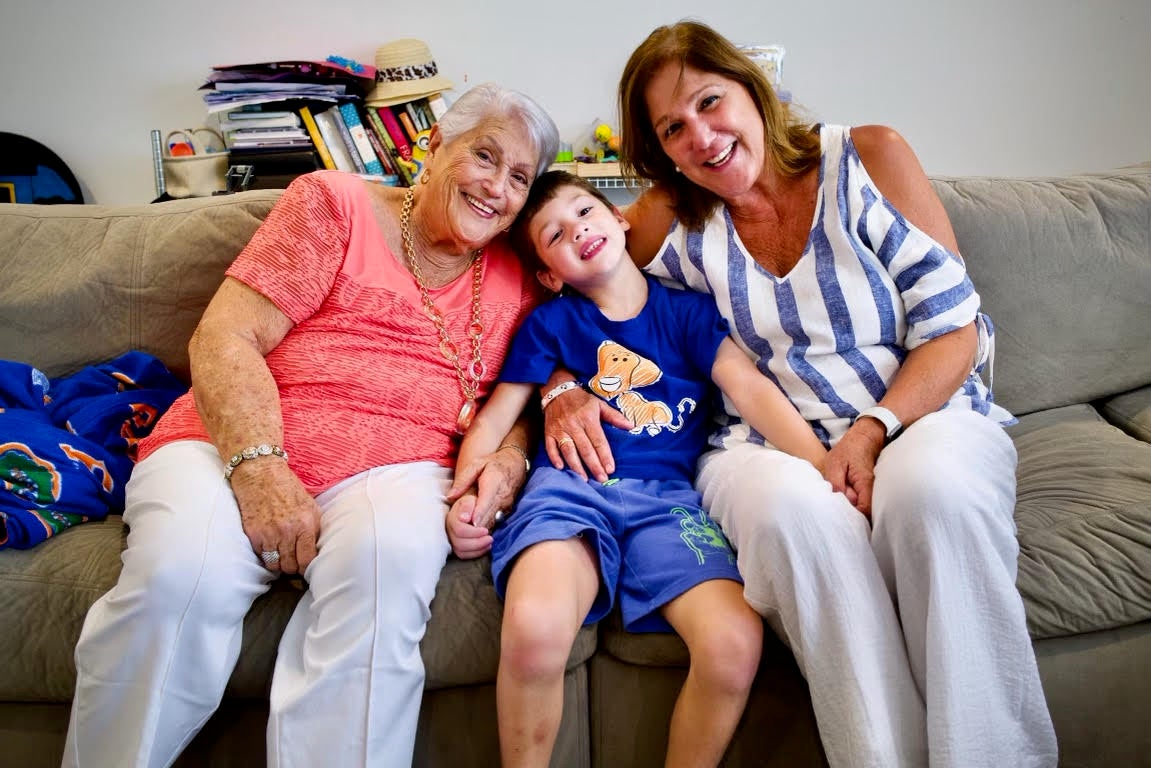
[435,83,560,178]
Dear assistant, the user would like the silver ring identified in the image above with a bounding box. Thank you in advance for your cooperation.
[260,550,280,566]
[557,436,574,447]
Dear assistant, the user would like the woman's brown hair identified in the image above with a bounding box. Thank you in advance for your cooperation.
[618,19,820,230]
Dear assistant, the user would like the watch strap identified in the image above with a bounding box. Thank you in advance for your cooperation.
[856,406,902,440]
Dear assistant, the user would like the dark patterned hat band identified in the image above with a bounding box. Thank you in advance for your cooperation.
[377,61,440,83]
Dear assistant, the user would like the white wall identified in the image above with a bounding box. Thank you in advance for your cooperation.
[2,0,1149,205]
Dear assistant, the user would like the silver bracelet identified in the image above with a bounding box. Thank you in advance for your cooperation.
[498,443,531,473]
[223,443,289,480]
[541,380,581,410]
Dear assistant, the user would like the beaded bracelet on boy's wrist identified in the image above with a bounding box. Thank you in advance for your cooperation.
[223,443,289,480]
[540,380,582,410]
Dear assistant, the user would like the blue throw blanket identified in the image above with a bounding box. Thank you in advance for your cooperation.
[0,351,186,549]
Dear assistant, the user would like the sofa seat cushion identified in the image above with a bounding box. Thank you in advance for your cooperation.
[1099,385,1151,443]
[0,519,595,701]
[1011,404,1151,640]
[0,517,125,701]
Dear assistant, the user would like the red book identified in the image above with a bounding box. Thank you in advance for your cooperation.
[367,108,414,185]
[376,107,414,162]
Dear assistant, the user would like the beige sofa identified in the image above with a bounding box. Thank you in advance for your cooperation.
[1,167,1149,768]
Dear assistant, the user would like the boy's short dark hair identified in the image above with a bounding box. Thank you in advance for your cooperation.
[510,170,616,273]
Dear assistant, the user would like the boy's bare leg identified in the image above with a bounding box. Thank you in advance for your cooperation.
[661,579,763,768]
[498,538,600,768]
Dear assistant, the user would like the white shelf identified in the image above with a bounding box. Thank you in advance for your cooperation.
[548,161,650,190]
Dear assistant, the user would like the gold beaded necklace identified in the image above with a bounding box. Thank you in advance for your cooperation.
[400,186,486,434]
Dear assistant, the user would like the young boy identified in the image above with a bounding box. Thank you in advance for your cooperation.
[446,171,828,768]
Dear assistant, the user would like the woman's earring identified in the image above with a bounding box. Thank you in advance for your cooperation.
[674,165,681,173]
[419,169,430,185]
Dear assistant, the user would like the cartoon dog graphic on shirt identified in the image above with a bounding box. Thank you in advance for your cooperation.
[588,341,696,436]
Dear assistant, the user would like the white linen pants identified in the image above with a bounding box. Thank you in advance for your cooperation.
[698,410,1057,768]
[63,440,453,768]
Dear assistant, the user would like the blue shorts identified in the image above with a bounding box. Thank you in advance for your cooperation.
[490,467,741,633]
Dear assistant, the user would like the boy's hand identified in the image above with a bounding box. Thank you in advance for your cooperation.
[445,493,494,559]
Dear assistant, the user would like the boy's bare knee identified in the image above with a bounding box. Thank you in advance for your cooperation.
[501,600,578,682]
[686,605,763,694]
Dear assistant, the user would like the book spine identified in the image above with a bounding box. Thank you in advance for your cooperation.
[404,101,427,132]
[415,99,436,129]
[396,108,419,142]
[224,128,310,141]
[425,94,449,121]
[377,107,414,162]
[298,106,337,170]
[338,103,385,176]
[217,114,301,131]
[366,109,413,186]
[313,109,358,172]
[362,114,397,176]
[325,106,367,173]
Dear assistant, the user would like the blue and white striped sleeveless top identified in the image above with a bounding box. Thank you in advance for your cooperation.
[646,124,1013,450]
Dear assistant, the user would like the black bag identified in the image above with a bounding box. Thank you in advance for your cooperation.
[0,132,84,204]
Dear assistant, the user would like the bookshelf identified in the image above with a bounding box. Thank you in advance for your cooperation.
[549,161,648,190]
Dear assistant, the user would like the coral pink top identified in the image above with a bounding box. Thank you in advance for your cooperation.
[140,171,542,493]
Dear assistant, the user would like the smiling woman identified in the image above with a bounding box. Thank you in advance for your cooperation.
[62,83,559,768]
[541,18,1059,768]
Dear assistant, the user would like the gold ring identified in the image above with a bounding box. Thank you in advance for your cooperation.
[557,437,574,447]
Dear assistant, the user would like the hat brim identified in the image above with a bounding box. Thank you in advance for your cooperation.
[367,75,453,107]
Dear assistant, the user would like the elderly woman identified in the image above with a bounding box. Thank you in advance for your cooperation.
[542,21,1057,768]
[64,83,558,768]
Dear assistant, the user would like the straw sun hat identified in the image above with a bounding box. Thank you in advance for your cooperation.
[367,38,454,107]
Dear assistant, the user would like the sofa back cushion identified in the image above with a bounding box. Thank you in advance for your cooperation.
[932,167,1151,416]
[0,190,282,381]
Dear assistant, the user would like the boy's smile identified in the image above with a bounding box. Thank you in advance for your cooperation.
[530,186,631,291]
[580,235,608,261]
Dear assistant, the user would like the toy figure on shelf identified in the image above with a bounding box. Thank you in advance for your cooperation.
[593,123,620,162]
[575,119,620,163]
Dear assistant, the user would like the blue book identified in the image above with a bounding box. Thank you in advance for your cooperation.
[337,103,384,175]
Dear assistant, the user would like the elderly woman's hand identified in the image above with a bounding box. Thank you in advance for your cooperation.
[448,444,528,527]
[229,459,322,575]
[822,421,886,518]
[541,385,631,482]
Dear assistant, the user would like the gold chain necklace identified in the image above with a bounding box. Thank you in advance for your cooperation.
[400,186,486,434]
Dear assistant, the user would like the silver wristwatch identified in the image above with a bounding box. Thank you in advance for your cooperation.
[855,405,903,441]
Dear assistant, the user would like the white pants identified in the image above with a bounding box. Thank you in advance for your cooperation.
[64,440,453,768]
[699,410,1057,768]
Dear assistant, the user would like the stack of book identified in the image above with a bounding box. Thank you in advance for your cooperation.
[215,107,317,189]
[306,94,448,186]
[198,57,454,189]
[200,57,390,189]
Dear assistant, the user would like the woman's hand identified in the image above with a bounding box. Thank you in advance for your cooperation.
[229,459,321,575]
[448,444,528,528]
[542,386,630,482]
[822,418,886,517]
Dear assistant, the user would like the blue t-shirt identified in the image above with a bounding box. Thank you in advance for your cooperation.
[500,276,730,483]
